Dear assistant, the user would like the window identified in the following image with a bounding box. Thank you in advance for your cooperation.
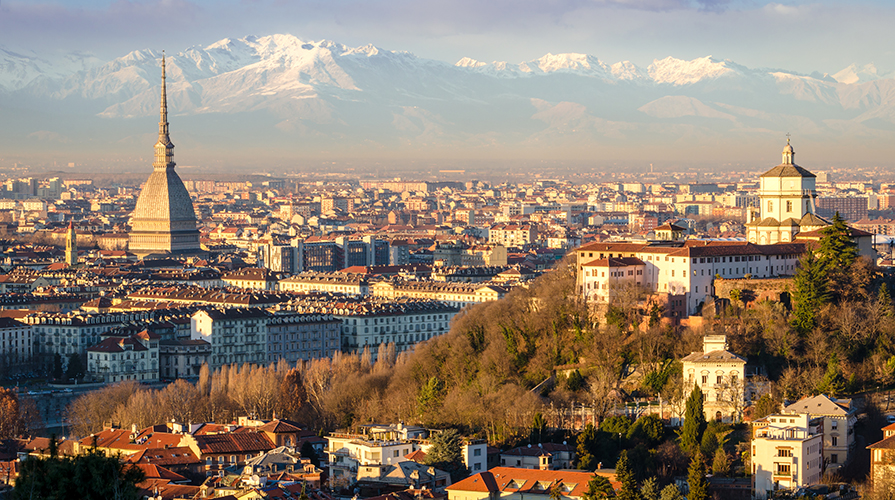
[777,448,792,457]
[831,420,838,430]
[776,463,791,475]
[716,375,722,384]
[701,375,708,384]
[831,454,838,464]
[832,436,838,446]
[474,448,482,457]
[474,463,482,471]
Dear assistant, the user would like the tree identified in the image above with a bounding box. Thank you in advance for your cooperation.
[301,440,320,465]
[627,414,664,446]
[417,376,445,417]
[65,353,84,380]
[679,385,706,453]
[817,354,848,397]
[615,450,640,500]
[819,212,858,270]
[641,477,660,500]
[687,452,708,500]
[531,412,548,443]
[12,450,145,500]
[712,447,730,476]
[567,369,585,392]
[52,353,63,380]
[752,394,780,420]
[423,429,468,482]
[582,475,615,500]
[791,248,830,333]
[0,388,23,439]
[659,484,683,500]
[577,424,599,470]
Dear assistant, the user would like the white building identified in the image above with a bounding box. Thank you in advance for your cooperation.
[782,395,857,471]
[86,330,160,383]
[577,240,803,317]
[681,335,747,423]
[279,272,370,295]
[752,413,824,499]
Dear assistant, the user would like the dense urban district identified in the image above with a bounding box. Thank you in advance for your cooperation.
[4,60,895,500]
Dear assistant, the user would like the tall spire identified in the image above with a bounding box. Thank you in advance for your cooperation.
[153,51,175,170]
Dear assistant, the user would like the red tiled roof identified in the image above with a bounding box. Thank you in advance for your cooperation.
[194,433,274,454]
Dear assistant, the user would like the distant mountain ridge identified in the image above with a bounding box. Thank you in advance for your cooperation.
[2,33,895,165]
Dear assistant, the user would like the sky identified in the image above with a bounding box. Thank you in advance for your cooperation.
[1,0,895,75]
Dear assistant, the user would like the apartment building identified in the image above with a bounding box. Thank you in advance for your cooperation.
[265,312,341,363]
[0,317,32,364]
[752,413,824,499]
[782,395,857,471]
[86,330,160,383]
[191,308,269,370]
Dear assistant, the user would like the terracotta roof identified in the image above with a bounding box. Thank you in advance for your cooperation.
[868,434,895,450]
[581,257,645,268]
[193,433,274,454]
[448,467,608,497]
[133,463,188,482]
[760,163,816,178]
[258,419,303,434]
[126,446,201,466]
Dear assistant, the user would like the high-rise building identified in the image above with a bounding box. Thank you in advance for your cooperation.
[129,54,201,258]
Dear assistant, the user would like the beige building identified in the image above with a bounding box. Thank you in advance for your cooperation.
[370,280,506,309]
[279,272,370,295]
[681,335,747,423]
[752,413,824,499]
[191,308,268,370]
[868,422,895,490]
[783,394,856,470]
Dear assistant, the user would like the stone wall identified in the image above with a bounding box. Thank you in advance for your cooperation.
[714,277,794,307]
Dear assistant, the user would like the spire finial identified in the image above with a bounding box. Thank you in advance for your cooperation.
[153,51,175,170]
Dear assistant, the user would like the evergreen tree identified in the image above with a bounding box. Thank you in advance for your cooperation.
[640,477,659,500]
[52,353,63,380]
[819,212,858,270]
[65,353,84,380]
[679,385,706,453]
[582,475,615,500]
[817,354,848,396]
[577,424,599,470]
[712,447,730,476]
[791,248,830,333]
[659,484,683,500]
[423,429,468,481]
[12,450,145,500]
[615,450,640,500]
[531,412,548,443]
[687,452,708,500]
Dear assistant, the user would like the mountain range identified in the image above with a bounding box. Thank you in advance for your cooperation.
[2,34,895,169]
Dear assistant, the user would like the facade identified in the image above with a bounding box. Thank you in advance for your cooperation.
[745,140,827,245]
[191,308,269,370]
[576,240,803,316]
[86,330,160,383]
[816,196,868,222]
[179,432,275,476]
[752,413,824,499]
[681,335,747,422]
[65,222,77,266]
[24,310,151,368]
[500,443,577,470]
[128,55,201,257]
[333,300,459,357]
[326,433,420,486]
[488,223,538,248]
[279,272,370,295]
[265,313,341,363]
[370,281,506,309]
[159,338,212,379]
[221,267,279,290]
[782,394,857,471]
[0,317,32,365]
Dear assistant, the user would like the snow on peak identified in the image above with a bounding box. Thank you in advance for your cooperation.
[831,63,890,84]
[610,61,648,81]
[528,53,609,76]
[455,57,488,68]
[648,55,736,85]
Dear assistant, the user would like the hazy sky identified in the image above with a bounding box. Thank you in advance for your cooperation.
[2,0,894,74]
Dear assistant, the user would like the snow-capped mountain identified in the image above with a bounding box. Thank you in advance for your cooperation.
[2,34,895,166]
